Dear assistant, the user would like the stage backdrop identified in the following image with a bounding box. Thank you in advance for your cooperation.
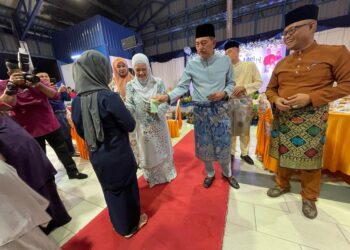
[237,39,286,93]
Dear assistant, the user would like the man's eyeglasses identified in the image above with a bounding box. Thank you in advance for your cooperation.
[282,23,312,37]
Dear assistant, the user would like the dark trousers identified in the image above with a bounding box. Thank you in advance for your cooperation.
[35,128,78,175]
[39,178,71,227]
[103,175,141,236]
[55,111,75,155]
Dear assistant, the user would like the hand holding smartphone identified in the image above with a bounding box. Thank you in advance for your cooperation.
[0,101,12,111]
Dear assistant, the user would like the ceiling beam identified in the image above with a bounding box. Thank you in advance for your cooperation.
[0,3,68,29]
[136,0,175,32]
[86,0,127,23]
[124,0,174,28]
[141,0,305,40]
[13,0,44,40]
[43,1,86,20]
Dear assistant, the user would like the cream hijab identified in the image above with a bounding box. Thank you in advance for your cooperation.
[131,53,158,101]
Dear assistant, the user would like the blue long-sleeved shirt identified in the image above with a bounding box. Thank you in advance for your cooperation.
[49,92,71,112]
[168,53,235,103]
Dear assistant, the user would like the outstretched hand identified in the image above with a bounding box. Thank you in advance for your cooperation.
[152,95,169,103]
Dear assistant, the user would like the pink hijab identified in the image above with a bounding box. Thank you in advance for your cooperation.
[112,57,134,98]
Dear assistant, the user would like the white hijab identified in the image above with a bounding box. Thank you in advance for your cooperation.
[131,53,158,101]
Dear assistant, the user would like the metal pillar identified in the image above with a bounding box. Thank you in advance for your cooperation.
[226,0,233,38]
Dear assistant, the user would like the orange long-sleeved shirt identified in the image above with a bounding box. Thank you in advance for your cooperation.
[266,42,350,107]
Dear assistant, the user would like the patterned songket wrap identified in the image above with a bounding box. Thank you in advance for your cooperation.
[270,105,328,170]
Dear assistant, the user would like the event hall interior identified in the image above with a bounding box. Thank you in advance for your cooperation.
[0,0,350,249]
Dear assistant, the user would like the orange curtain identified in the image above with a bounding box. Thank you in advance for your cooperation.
[322,112,350,175]
[255,108,273,163]
[257,112,350,176]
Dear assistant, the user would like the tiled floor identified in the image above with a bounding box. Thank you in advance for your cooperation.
[47,122,350,249]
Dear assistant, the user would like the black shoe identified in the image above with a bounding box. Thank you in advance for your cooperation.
[241,155,254,165]
[68,172,88,179]
[41,216,72,235]
[222,175,240,189]
[203,176,215,188]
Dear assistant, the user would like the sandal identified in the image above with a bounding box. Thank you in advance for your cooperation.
[124,213,148,238]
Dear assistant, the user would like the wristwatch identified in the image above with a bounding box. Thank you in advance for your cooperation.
[5,82,18,96]
[223,91,229,101]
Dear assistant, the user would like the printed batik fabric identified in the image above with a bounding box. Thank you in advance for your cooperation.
[193,100,231,162]
[269,105,328,170]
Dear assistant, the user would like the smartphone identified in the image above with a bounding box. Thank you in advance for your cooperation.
[50,78,56,84]
[0,101,12,111]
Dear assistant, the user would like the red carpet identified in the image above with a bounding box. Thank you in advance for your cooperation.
[63,130,230,250]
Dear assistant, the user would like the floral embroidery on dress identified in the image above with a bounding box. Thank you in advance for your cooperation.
[125,79,177,187]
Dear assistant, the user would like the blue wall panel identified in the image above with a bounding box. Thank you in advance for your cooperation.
[53,15,141,63]
[99,16,142,58]
[53,16,105,63]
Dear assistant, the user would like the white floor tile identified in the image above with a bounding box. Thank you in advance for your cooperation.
[339,224,350,244]
[317,199,350,228]
[226,194,256,230]
[300,246,319,250]
[56,178,85,191]
[63,200,104,233]
[58,190,84,211]
[53,169,65,183]
[48,226,72,244]
[60,177,105,208]
[231,153,276,177]
[231,183,289,212]
[255,205,349,250]
[223,224,301,250]
[284,193,350,227]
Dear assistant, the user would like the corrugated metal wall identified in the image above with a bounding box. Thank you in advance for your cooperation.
[53,16,106,63]
[319,0,349,19]
[0,33,19,53]
[53,15,140,63]
[0,33,55,59]
[100,16,143,58]
[0,33,59,80]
